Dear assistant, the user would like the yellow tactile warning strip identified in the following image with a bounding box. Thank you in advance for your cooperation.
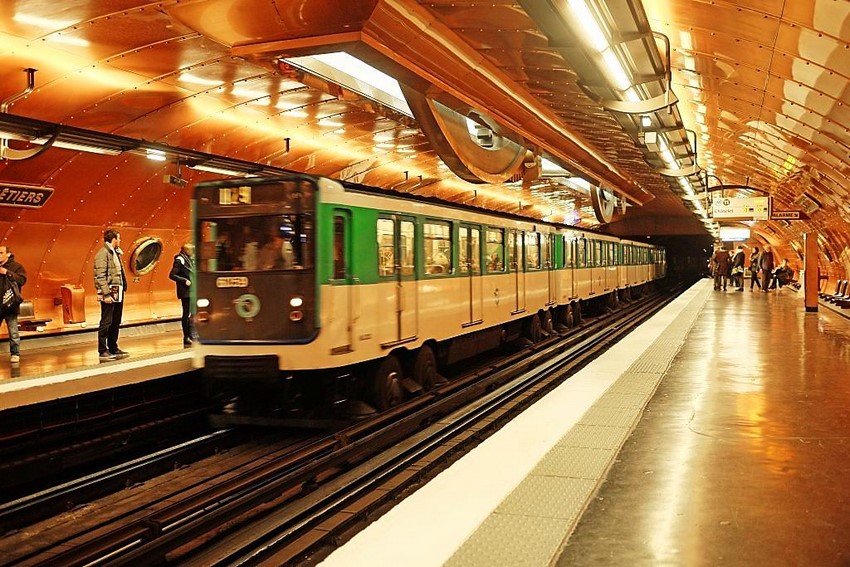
[445,285,712,567]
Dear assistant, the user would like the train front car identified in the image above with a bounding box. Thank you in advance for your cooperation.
[193,176,321,419]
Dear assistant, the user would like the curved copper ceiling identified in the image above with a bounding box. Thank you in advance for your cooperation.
[0,0,848,292]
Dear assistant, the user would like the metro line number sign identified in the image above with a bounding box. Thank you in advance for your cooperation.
[0,182,54,209]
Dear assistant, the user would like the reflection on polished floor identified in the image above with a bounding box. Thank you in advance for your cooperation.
[557,285,850,566]
[0,322,187,382]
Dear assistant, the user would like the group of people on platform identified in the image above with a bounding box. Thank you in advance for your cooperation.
[710,244,794,292]
[0,229,195,365]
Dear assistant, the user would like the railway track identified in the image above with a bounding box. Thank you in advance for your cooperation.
[1,282,685,566]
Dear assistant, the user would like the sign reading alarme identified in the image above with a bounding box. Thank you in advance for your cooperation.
[712,196,770,220]
[0,182,54,208]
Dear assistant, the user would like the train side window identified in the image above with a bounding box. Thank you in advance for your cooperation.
[377,218,395,276]
[526,232,541,270]
[424,220,451,275]
[564,236,573,268]
[400,220,415,276]
[459,225,481,273]
[333,215,346,280]
[485,228,505,272]
[542,234,552,269]
[577,238,586,268]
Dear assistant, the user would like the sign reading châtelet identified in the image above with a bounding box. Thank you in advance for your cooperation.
[0,183,54,208]
[712,197,770,220]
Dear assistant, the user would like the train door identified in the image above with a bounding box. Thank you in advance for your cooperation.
[459,224,483,325]
[544,234,556,306]
[377,216,417,346]
[565,235,576,299]
[510,230,526,313]
[329,210,358,353]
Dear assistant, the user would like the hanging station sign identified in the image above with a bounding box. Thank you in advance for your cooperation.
[770,210,803,220]
[711,196,770,220]
[0,182,54,209]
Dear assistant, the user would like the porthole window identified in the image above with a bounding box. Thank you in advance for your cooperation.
[128,236,163,276]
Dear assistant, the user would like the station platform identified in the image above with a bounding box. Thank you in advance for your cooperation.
[321,279,850,566]
[0,322,193,411]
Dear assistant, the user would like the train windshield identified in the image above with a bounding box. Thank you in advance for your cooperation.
[198,214,313,272]
[195,178,315,273]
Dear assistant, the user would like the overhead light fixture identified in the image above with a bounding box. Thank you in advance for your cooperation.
[189,164,248,176]
[568,0,609,52]
[0,132,122,156]
[145,149,167,161]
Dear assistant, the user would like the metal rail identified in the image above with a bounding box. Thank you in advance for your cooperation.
[11,283,684,566]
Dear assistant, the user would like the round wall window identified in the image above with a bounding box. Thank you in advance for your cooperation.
[129,237,163,276]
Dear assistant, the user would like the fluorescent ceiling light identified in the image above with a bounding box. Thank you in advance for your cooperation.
[0,131,122,155]
[284,53,411,116]
[719,226,751,241]
[178,73,225,87]
[47,34,90,47]
[145,149,166,161]
[13,13,76,28]
[601,49,631,91]
[541,157,570,176]
[190,164,247,176]
[568,0,609,52]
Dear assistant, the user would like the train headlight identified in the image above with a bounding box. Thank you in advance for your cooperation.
[197,298,210,308]
[289,296,303,308]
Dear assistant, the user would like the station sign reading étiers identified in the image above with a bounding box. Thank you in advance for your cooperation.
[0,182,54,208]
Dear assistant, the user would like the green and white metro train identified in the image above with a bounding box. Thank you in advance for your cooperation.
[192,174,666,413]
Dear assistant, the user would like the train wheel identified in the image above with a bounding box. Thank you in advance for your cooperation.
[412,345,439,391]
[370,355,404,411]
[542,310,554,334]
[523,313,542,343]
[563,304,575,328]
[607,291,619,310]
[574,302,583,324]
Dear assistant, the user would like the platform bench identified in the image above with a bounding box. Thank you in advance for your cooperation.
[18,300,52,331]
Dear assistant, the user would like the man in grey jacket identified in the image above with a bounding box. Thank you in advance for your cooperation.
[94,229,129,361]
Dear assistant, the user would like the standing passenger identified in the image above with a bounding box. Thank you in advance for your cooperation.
[759,245,775,292]
[711,246,731,291]
[731,245,745,291]
[169,243,195,347]
[94,229,129,361]
[749,247,761,291]
[0,245,27,364]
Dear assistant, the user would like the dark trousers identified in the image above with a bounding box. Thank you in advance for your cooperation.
[180,296,194,340]
[761,269,772,291]
[98,300,124,354]
[750,270,761,289]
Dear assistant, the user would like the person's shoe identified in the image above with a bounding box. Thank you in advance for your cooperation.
[10,354,20,364]
[110,349,130,359]
[99,352,117,362]
[183,338,193,348]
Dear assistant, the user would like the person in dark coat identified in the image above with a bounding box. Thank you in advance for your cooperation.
[759,245,775,292]
[730,245,745,291]
[169,243,195,347]
[0,245,27,364]
[711,246,731,291]
[749,247,761,291]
